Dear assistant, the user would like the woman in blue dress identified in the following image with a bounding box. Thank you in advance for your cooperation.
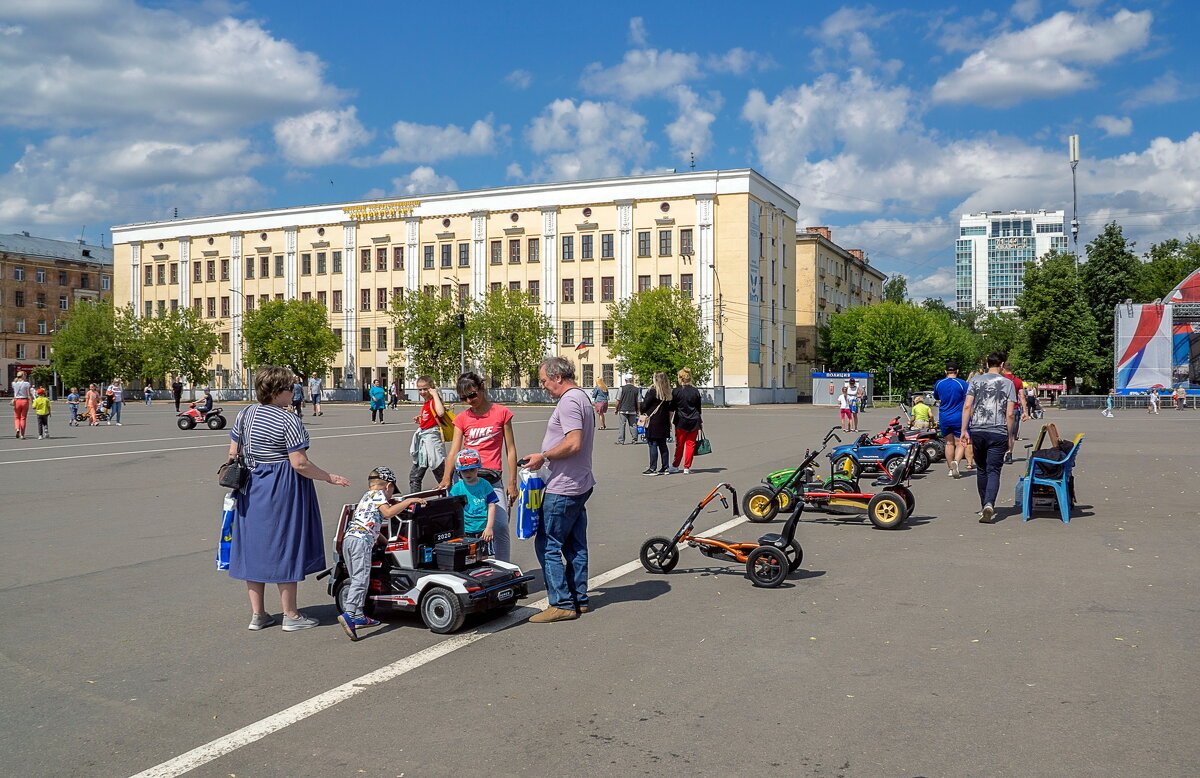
[227,365,351,631]
[369,378,387,424]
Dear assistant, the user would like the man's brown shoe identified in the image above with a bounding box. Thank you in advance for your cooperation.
[529,607,578,623]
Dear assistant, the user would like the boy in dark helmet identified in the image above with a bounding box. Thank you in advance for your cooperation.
[338,466,426,641]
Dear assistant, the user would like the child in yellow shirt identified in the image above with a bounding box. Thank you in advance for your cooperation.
[32,388,52,440]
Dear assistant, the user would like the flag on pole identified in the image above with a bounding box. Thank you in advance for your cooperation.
[575,341,590,352]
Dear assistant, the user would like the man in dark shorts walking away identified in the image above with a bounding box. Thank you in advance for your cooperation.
[933,363,969,478]
[960,352,1018,524]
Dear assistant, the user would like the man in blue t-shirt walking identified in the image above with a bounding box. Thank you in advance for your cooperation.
[933,362,970,479]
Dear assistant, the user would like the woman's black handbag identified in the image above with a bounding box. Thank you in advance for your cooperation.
[218,453,250,490]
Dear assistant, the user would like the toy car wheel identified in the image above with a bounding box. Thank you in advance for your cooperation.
[783,539,803,572]
[827,478,858,494]
[833,454,860,480]
[746,545,789,587]
[867,492,907,529]
[913,448,930,474]
[420,587,466,634]
[742,486,779,523]
[775,489,794,513]
[883,455,904,479]
[639,536,679,574]
[207,415,226,430]
[922,441,943,462]
[177,416,195,430]
[889,485,916,518]
[334,580,375,618]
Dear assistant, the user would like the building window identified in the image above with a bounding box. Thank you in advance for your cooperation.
[509,281,521,293]
[220,258,230,280]
[440,244,452,268]
[361,248,372,272]
[528,279,540,304]
[581,363,594,388]
[59,295,69,310]
[257,256,267,278]
[680,228,693,255]
[393,286,404,303]
[13,266,24,281]
[300,253,312,275]
[490,282,502,293]
[961,225,986,236]
[581,234,593,260]
[205,260,215,282]
[332,290,343,312]
[192,262,201,283]
[659,274,672,288]
[638,275,651,292]
[220,296,230,317]
[193,297,202,313]
[423,246,434,269]
[58,270,68,285]
[458,284,470,304]
[681,273,693,299]
[582,278,594,303]
[332,250,343,273]
[637,231,651,257]
[274,255,284,277]
[490,240,502,265]
[393,246,404,270]
[561,235,574,261]
[170,299,179,312]
[440,284,452,300]
[317,290,327,308]
[582,320,593,346]
[1037,222,1064,234]
[658,230,672,256]
[458,243,469,267]
[151,265,163,286]
[360,327,371,350]
[602,363,615,387]
[275,293,284,301]
[34,268,44,284]
[601,276,615,302]
[377,327,388,350]
[101,275,110,290]
[317,252,327,274]
[601,320,613,345]
[15,344,25,359]
[561,320,574,346]
[38,320,48,334]
[601,233,614,259]
[214,331,228,353]
[169,264,178,284]
[361,289,371,311]
[245,296,255,312]
[206,297,216,318]
[377,288,388,310]
[528,238,540,263]
[15,319,25,333]
[377,247,388,272]
[260,294,269,306]
[144,265,153,286]
[509,239,521,264]
[37,293,46,308]
[562,278,575,303]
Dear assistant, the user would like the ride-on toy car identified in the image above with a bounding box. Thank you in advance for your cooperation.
[321,494,533,634]
[741,428,915,529]
[177,402,226,430]
[639,482,802,588]
[830,433,923,480]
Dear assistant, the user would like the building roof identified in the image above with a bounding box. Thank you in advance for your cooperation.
[0,232,113,266]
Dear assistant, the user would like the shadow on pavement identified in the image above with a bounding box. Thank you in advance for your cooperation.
[586,578,672,611]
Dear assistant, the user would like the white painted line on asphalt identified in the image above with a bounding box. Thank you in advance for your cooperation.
[129,511,749,778]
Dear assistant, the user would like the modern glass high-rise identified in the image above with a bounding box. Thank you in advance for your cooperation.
[955,210,1068,312]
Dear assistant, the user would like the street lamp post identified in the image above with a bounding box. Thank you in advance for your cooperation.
[1069,134,1081,264]
[444,277,465,375]
[709,263,725,407]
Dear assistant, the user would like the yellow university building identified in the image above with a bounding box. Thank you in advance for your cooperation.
[112,169,808,404]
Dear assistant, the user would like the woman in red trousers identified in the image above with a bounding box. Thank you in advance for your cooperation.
[668,367,703,474]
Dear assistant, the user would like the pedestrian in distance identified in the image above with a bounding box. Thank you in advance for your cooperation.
[368,378,386,423]
[960,351,1018,524]
[1147,389,1159,415]
[171,378,184,412]
[291,376,305,417]
[33,387,51,439]
[934,363,970,478]
[837,385,853,432]
[337,466,425,641]
[409,376,447,494]
[910,394,933,430]
[228,365,351,633]
[1175,384,1187,411]
[668,367,703,474]
[614,376,641,445]
[106,379,124,425]
[591,378,610,430]
[388,381,400,410]
[66,387,80,427]
[520,356,596,623]
[308,373,323,416]
[10,369,31,439]
[143,383,153,406]
[1000,357,1027,463]
[85,383,100,426]
[640,371,674,475]
[1103,389,1115,418]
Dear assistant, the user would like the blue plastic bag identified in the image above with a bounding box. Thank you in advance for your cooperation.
[216,492,235,570]
[516,466,548,540]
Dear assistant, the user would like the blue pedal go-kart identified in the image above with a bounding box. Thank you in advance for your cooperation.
[829,435,924,480]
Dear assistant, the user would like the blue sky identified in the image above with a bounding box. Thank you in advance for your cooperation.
[1,0,1197,298]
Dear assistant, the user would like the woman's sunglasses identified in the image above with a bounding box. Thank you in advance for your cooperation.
[459,391,479,401]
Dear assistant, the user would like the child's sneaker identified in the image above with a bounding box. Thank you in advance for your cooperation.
[339,612,381,641]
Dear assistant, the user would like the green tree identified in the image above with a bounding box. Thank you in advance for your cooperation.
[1016,251,1102,389]
[1080,222,1140,389]
[144,308,220,384]
[854,302,948,393]
[975,310,1024,369]
[469,289,553,387]
[49,300,119,387]
[242,299,341,378]
[883,273,908,304]
[817,305,868,369]
[388,290,466,384]
[920,297,954,317]
[112,304,153,383]
[1132,236,1200,302]
[606,286,712,384]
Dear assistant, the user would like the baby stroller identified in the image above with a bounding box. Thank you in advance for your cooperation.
[1027,393,1044,419]
[78,406,109,424]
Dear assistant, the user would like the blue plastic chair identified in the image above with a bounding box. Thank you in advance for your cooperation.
[1021,433,1084,522]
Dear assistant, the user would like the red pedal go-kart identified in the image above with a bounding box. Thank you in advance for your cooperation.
[177,403,226,430]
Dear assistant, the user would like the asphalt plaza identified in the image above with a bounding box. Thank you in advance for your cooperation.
[0,401,1197,777]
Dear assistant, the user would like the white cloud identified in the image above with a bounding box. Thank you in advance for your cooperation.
[364,167,458,198]
[1093,115,1133,138]
[908,267,957,297]
[1011,0,1040,23]
[707,47,774,75]
[274,107,372,166]
[664,87,721,164]
[582,49,702,100]
[505,69,532,89]
[1122,72,1192,110]
[933,9,1152,106]
[526,99,651,181]
[505,162,525,180]
[818,6,893,65]
[370,116,502,165]
[628,17,648,47]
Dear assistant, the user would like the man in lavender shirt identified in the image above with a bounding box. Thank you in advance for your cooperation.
[521,356,595,623]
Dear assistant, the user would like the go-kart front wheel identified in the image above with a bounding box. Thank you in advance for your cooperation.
[420,586,465,634]
[832,454,860,480]
[639,536,679,574]
[883,455,904,479]
[783,539,803,572]
[913,448,931,474]
[746,545,790,587]
[867,492,907,529]
[742,486,780,523]
[177,416,196,430]
[889,485,916,518]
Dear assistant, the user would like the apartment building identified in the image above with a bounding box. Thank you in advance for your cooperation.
[956,210,1068,312]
